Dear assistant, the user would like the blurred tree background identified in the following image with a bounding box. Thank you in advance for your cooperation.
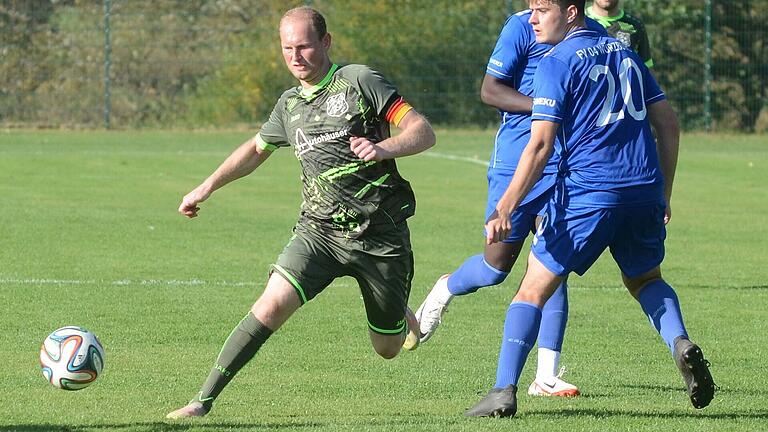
[1,0,766,131]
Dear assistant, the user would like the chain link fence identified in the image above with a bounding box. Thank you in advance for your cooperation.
[1,0,766,131]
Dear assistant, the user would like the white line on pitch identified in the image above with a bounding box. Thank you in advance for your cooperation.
[0,277,253,287]
[424,151,489,167]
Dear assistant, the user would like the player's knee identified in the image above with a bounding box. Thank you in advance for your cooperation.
[512,285,550,307]
[250,298,292,330]
[623,268,664,298]
[373,343,400,359]
[250,299,276,317]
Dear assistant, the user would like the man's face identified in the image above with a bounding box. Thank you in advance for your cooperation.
[279,16,331,85]
[593,0,620,11]
[529,1,570,45]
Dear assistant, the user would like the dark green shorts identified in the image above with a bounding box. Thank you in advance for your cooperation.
[272,222,413,335]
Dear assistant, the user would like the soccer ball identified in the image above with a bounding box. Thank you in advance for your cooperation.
[39,326,105,390]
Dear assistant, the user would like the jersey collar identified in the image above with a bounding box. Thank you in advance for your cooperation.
[299,63,340,100]
[586,6,625,26]
[563,27,596,42]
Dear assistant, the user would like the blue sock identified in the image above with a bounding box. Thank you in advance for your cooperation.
[537,279,568,351]
[637,280,688,354]
[447,254,509,296]
[495,301,542,388]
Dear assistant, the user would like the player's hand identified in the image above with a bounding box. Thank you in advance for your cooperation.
[485,209,512,244]
[350,136,390,162]
[178,186,211,218]
[664,203,672,225]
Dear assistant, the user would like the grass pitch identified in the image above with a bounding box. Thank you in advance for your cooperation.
[0,129,766,431]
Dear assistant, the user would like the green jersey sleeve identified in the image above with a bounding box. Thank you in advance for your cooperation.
[351,65,401,119]
[255,90,293,151]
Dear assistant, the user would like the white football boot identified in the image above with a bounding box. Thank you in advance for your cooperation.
[414,274,454,344]
[527,367,580,397]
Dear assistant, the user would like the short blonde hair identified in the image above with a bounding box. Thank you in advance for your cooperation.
[280,6,327,39]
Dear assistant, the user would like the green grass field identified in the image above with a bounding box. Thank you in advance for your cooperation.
[1,130,766,432]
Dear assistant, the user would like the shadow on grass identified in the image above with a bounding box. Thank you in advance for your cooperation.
[0,421,323,432]
[526,407,768,420]
[4,407,768,431]
[560,383,698,399]
[557,382,768,404]
[613,382,768,398]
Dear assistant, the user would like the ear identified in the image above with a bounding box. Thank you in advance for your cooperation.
[566,4,578,23]
[322,32,332,50]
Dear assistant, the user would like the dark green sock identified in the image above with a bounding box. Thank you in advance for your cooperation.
[195,312,273,409]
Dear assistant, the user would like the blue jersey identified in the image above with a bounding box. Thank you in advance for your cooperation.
[531,29,666,207]
[485,11,606,174]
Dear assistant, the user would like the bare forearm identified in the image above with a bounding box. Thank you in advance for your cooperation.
[480,74,533,114]
[498,140,552,213]
[656,128,678,203]
[201,137,270,194]
[649,101,680,203]
[377,113,436,158]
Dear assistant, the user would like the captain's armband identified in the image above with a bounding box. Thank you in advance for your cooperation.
[384,97,413,127]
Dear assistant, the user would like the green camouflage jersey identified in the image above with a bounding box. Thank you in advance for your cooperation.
[586,7,654,67]
[255,63,416,238]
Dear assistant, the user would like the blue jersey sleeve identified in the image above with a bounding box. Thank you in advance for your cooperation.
[642,62,666,105]
[485,15,530,83]
[531,56,571,123]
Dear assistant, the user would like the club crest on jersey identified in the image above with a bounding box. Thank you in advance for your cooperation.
[616,31,632,48]
[326,93,349,117]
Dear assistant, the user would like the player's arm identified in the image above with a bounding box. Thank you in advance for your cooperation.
[485,120,556,244]
[647,99,679,223]
[636,21,654,68]
[480,74,533,113]
[350,107,435,162]
[481,14,532,113]
[179,137,273,218]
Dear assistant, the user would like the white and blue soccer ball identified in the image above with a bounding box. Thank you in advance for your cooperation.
[40,326,105,390]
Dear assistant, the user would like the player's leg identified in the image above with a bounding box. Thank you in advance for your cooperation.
[623,267,716,409]
[466,201,612,416]
[444,170,527,296]
[167,227,339,419]
[412,240,522,345]
[528,211,578,397]
[450,240,522,294]
[411,171,523,344]
[613,203,715,409]
[624,266,688,351]
[368,307,419,358]
[528,277,579,396]
[415,177,544,345]
[166,272,301,419]
[465,252,563,417]
[351,222,417,358]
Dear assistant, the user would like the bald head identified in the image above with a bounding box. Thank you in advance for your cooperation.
[280,6,327,40]
[278,6,332,87]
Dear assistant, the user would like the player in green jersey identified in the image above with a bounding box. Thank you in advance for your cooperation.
[587,0,654,67]
[167,6,435,419]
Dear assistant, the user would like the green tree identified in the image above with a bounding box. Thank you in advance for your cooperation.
[625,0,767,131]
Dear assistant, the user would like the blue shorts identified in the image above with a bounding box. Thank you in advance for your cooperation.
[531,200,667,277]
[484,171,556,243]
